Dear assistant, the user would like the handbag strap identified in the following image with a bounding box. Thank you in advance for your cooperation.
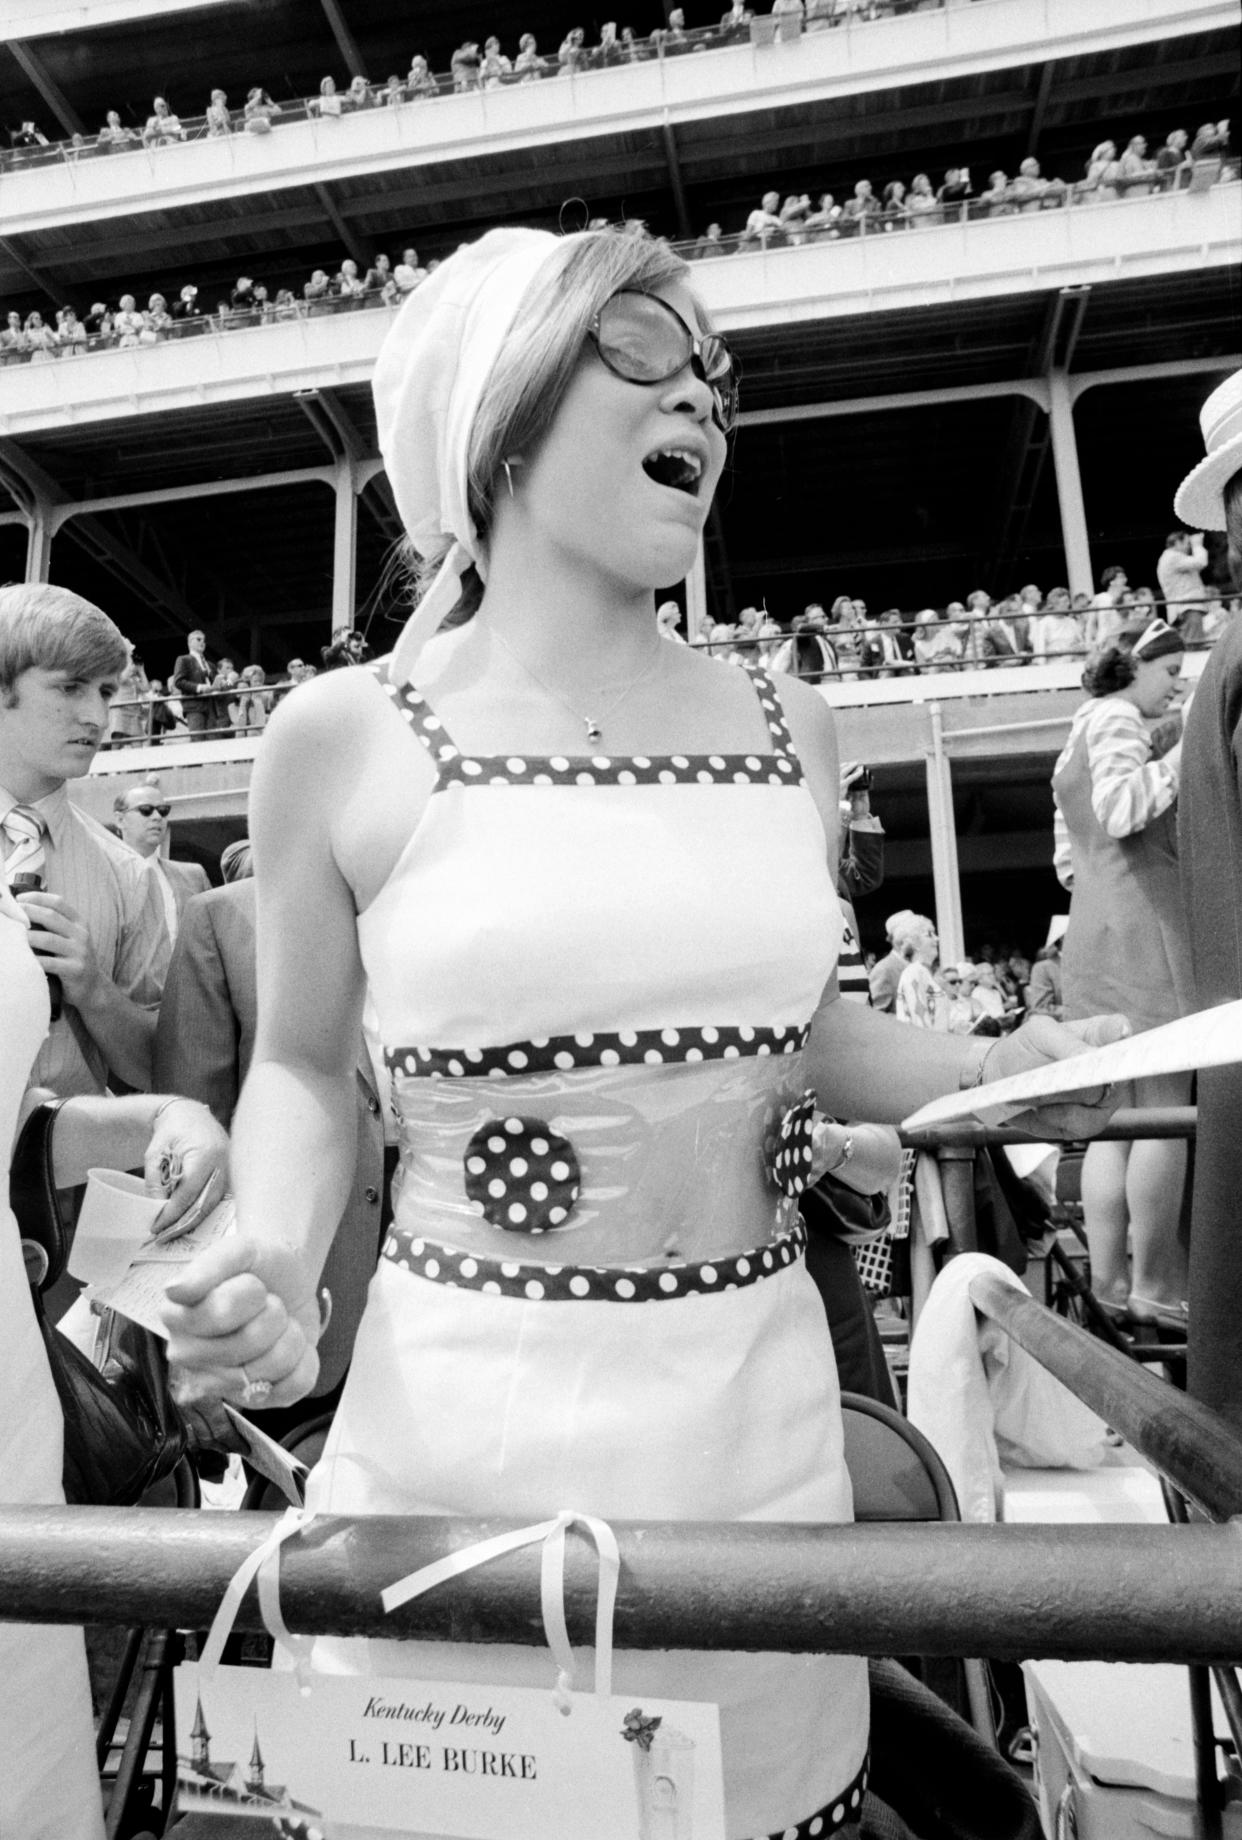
[10,1098,70,1292]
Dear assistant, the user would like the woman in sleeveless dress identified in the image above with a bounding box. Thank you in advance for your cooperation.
[1052,620,1194,1324]
[0,886,228,1840]
[164,227,1124,1840]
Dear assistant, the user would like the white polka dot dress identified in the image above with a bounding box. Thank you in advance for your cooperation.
[305,661,869,1840]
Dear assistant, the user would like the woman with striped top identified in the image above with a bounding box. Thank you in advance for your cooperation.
[1052,620,1194,1325]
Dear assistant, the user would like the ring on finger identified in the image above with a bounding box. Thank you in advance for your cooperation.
[238,1364,273,1405]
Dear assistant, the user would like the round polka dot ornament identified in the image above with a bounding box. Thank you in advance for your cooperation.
[463,1116,581,1233]
[770,1089,820,1198]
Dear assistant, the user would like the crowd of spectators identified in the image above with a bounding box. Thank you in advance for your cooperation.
[105,624,374,746]
[693,545,1239,682]
[2,106,1231,367]
[0,252,439,361]
[693,120,1234,253]
[2,111,1231,366]
[100,547,1238,754]
[1,0,1035,171]
[866,907,1058,1034]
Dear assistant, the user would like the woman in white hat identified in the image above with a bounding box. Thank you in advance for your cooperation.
[164,225,1123,1839]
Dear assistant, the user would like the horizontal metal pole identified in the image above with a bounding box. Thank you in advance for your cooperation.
[944,715,1075,741]
[969,1272,1242,1525]
[1,1508,1239,1664]
[53,465,336,527]
[901,1106,1198,1152]
[737,377,1048,428]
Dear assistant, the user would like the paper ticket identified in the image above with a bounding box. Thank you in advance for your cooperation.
[902,998,1242,1132]
[92,1196,235,1335]
[222,1404,308,1506]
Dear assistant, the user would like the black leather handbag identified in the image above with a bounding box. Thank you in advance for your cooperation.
[12,1101,189,1506]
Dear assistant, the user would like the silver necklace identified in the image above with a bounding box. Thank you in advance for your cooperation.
[491,626,664,747]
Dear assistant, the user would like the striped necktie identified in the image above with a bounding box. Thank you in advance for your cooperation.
[2,803,47,885]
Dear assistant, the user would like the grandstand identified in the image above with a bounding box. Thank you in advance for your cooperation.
[1,0,1238,960]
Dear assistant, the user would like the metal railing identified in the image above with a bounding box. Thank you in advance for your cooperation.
[3,1116,1240,1665]
[687,598,1226,676]
[1,1503,1239,1664]
[1,1102,1238,1840]
[3,175,1235,365]
[679,160,1235,255]
[89,600,1229,752]
[901,1099,1242,1826]
[0,0,971,176]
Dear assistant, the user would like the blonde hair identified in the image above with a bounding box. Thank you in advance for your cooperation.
[0,583,128,697]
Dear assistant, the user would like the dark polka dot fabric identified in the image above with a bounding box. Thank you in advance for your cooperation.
[749,1757,869,1840]
[462,1116,580,1233]
[770,1089,820,1198]
[387,1021,811,1081]
[383,1218,808,1303]
[379,662,805,791]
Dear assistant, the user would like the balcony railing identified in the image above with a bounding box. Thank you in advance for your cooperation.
[90,606,1220,758]
[3,182,1235,418]
[1,0,1232,235]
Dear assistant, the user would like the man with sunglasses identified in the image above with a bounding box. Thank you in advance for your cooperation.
[114,781,209,943]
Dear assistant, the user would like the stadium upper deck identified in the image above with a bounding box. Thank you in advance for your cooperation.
[1,0,1238,684]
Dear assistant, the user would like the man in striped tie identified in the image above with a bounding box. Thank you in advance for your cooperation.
[1,584,171,1094]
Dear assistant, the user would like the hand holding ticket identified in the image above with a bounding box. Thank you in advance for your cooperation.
[902,999,1242,1133]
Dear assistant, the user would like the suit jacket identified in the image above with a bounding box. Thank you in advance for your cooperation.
[171,651,212,700]
[868,947,905,1014]
[1178,618,1242,1432]
[152,879,386,1393]
[1023,956,1062,1018]
[160,857,211,927]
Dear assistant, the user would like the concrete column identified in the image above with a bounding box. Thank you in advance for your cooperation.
[684,540,708,641]
[331,460,358,632]
[925,704,965,966]
[1047,368,1093,600]
[24,500,53,583]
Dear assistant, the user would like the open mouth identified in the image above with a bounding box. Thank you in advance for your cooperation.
[641,445,704,496]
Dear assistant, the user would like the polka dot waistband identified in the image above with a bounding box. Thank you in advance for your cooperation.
[747,1755,869,1840]
[385,1021,811,1080]
[382,1218,807,1303]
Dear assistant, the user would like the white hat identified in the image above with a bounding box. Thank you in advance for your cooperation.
[371,226,584,681]
[1173,368,1242,532]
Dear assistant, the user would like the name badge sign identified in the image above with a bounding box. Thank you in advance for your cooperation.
[177,1507,725,1838]
[172,1663,725,1838]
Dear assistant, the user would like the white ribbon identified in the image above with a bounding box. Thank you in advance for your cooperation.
[381,1509,620,1712]
[198,1506,314,1692]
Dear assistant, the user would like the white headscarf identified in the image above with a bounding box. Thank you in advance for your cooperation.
[371,226,587,682]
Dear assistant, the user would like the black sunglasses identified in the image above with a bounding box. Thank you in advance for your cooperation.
[587,290,739,433]
[130,803,171,818]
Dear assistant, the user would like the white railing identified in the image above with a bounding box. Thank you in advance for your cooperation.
[3,186,1236,440]
[0,0,1232,236]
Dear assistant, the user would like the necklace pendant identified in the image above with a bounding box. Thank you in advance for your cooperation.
[585,717,602,746]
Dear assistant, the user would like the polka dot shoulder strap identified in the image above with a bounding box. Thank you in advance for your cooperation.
[377,658,806,791]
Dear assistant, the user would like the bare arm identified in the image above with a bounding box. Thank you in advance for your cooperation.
[43,1090,228,1233]
[163,680,369,1404]
[784,677,1126,1134]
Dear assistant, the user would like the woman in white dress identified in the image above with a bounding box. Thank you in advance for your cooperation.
[1,884,228,1840]
[164,225,1124,1839]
